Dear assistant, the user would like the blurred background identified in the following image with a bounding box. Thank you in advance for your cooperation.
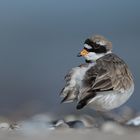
[0,0,139,120]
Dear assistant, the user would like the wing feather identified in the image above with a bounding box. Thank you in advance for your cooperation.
[78,53,133,107]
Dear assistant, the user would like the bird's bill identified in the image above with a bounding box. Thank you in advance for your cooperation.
[77,49,89,57]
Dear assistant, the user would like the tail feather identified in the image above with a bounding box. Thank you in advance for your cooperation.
[61,90,77,103]
[76,91,96,110]
[61,94,75,103]
[76,100,87,110]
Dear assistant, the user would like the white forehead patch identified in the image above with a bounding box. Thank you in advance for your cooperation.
[96,41,105,46]
[84,44,92,49]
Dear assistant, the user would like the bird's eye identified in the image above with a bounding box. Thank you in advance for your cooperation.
[93,42,100,49]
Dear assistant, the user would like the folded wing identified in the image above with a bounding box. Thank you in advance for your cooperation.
[77,54,133,109]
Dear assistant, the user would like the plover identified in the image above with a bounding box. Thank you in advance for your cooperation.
[60,35,134,111]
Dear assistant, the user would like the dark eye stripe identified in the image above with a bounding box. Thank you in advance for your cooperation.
[84,47,91,51]
[84,39,107,54]
[94,46,107,53]
[84,39,94,47]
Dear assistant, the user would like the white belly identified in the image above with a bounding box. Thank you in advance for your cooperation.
[88,84,134,111]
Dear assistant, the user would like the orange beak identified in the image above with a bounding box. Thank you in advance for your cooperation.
[77,49,89,57]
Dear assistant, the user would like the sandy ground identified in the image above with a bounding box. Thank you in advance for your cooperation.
[0,108,140,140]
[0,129,140,140]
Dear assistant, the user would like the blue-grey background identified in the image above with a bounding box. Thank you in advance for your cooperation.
[0,0,139,119]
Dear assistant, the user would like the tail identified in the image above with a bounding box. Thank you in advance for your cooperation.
[60,89,78,103]
[76,91,96,110]
[76,100,87,109]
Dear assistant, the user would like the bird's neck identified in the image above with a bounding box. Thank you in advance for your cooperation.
[85,51,112,63]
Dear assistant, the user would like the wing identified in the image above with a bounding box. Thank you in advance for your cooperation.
[60,69,78,103]
[77,53,133,109]
[60,63,90,103]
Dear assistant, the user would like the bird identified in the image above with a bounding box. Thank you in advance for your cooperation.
[60,35,134,111]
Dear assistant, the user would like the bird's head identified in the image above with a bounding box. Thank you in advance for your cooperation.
[78,35,112,62]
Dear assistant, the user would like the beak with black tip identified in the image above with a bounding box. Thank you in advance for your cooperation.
[77,49,89,57]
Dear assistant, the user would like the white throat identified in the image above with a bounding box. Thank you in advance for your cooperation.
[84,51,112,62]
